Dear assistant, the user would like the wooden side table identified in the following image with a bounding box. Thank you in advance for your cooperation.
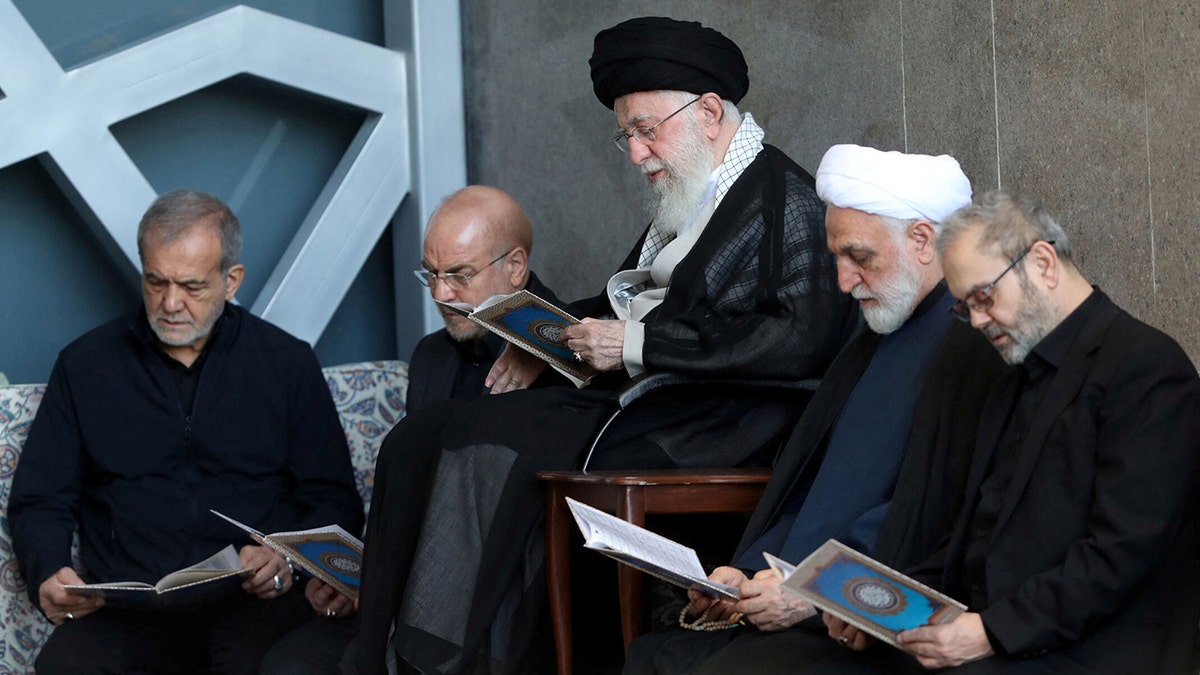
[536,468,771,675]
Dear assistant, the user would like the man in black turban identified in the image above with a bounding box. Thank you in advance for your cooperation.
[349,17,857,675]
[589,16,749,109]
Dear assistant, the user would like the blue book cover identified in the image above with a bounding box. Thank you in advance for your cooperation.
[439,290,598,384]
[777,540,966,648]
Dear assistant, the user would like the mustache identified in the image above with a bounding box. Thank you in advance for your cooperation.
[850,285,872,301]
[981,323,1006,340]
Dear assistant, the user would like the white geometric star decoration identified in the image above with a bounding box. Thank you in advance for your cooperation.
[0,1,410,345]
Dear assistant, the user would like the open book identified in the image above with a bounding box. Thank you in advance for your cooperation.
[772,540,966,648]
[436,290,598,386]
[64,544,247,609]
[211,511,364,600]
[566,497,738,599]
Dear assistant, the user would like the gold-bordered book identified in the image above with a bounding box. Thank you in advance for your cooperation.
[776,540,966,648]
[436,290,598,385]
[211,510,364,600]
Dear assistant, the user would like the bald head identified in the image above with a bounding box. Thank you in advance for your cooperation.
[428,186,533,256]
[422,186,534,340]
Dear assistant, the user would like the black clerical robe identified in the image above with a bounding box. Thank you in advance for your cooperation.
[351,144,857,675]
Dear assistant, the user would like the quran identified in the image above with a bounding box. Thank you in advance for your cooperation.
[436,290,598,385]
[211,511,364,600]
[566,497,738,599]
[64,544,247,609]
[775,540,966,648]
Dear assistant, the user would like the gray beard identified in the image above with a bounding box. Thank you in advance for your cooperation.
[853,258,924,335]
[983,276,1058,364]
[642,130,716,236]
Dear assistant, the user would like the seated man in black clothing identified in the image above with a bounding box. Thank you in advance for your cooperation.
[623,144,1009,675]
[8,189,363,675]
[262,185,560,674]
[816,191,1200,674]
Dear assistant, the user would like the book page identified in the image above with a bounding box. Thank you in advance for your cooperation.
[156,545,245,591]
[566,498,737,598]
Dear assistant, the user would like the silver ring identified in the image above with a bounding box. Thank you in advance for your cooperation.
[65,611,75,621]
[573,351,583,362]
[326,608,336,618]
[838,636,850,645]
[273,574,284,591]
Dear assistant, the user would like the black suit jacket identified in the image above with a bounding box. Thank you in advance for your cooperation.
[934,291,1200,672]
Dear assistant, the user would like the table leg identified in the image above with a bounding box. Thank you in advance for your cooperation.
[545,485,573,675]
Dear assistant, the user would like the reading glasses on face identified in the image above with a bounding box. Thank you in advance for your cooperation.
[413,249,512,291]
[611,96,701,153]
[948,240,1055,322]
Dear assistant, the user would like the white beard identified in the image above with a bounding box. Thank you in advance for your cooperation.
[852,256,924,335]
[641,123,716,236]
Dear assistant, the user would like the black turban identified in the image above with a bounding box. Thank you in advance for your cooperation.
[589,17,749,110]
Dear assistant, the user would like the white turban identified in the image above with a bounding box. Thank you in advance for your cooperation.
[815,144,972,223]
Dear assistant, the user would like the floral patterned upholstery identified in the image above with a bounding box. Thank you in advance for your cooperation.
[0,360,407,673]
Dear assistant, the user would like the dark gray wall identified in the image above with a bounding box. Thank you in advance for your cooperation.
[462,1,1200,361]
[1,0,405,384]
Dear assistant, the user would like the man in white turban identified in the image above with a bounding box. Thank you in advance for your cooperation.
[624,145,1008,675]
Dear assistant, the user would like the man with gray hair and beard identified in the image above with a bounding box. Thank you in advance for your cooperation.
[624,144,1008,675]
[350,16,857,675]
[816,191,1200,674]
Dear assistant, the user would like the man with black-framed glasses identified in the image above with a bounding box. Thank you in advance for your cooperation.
[817,190,1200,674]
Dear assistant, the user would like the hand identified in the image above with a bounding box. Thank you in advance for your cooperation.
[561,318,626,372]
[687,566,746,620]
[238,544,294,599]
[39,567,104,625]
[897,612,994,669]
[304,578,356,619]
[734,569,816,631]
[485,344,547,394]
[824,613,873,651]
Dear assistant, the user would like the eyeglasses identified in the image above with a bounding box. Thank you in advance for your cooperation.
[611,97,701,153]
[413,249,513,291]
[948,241,1054,322]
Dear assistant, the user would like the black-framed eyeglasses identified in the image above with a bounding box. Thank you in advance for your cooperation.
[611,96,701,153]
[413,249,513,291]
[949,241,1054,322]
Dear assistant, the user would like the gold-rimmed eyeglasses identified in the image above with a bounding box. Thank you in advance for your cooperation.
[611,97,701,153]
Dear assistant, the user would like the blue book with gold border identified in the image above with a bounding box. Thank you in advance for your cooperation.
[775,539,966,647]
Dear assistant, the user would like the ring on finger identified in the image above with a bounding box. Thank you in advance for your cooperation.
[273,574,285,591]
